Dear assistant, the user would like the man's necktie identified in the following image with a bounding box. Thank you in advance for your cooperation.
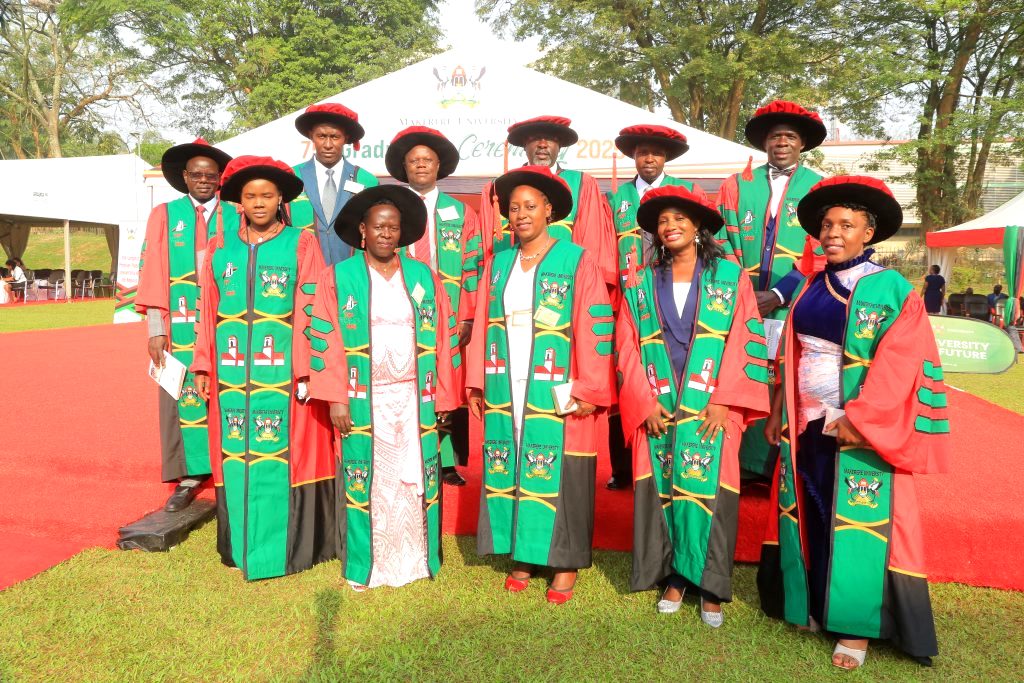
[322,168,337,220]
[769,166,794,181]
[195,204,208,252]
[412,194,432,263]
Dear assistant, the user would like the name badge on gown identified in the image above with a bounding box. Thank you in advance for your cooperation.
[343,179,364,194]
[437,205,459,222]
[533,306,560,327]
[411,282,426,305]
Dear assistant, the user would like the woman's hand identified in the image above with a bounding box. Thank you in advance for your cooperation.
[437,411,450,423]
[457,321,473,347]
[148,335,168,367]
[330,402,353,437]
[468,389,483,420]
[194,373,210,401]
[764,410,782,446]
[696,403,730,444]
[826,415,869,448]
[645,404,673,437]
[573,398,596,417]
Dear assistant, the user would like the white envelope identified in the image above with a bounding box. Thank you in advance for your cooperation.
[552,381,577,416]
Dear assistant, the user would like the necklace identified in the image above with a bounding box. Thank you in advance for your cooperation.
[370,257,397,279]
[520,238,554,263]
[245,221,282,245]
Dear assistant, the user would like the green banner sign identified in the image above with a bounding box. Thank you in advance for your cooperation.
[929,315,1017,374]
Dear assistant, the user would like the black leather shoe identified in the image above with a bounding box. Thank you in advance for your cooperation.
[606,475,630,490]
[442,467,467,487]
[165,483,201,512]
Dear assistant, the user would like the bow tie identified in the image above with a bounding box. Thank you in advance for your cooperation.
[769,166,795,180]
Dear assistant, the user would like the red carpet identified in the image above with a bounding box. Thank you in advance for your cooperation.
[1,323,1022,591]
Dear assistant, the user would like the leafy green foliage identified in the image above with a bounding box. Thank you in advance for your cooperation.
[127,1,442,134]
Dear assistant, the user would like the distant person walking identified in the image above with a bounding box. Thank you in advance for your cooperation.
[922,265,945,314]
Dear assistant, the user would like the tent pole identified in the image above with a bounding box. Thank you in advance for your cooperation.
[64,218,71,301]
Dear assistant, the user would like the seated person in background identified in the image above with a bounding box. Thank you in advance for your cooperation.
[987,284,1008,323]
[2,258,27,302]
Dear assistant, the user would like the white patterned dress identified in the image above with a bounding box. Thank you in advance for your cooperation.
[364,267,430,588]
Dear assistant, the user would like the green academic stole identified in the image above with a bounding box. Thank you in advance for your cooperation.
[209,226,300,580]
[610,176,690,288]
[826,269,914,635]
[481,240,583,566]
[722,165,821,312]
[401,192,470,320]
[166,197,239,475]
[332,255,443,585]
[624,260,765,584]
[288,163,377,232]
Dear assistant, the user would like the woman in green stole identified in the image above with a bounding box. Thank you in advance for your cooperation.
[193,156,336,581]
[616,185,770,626]
[467,166,615,605]
[308,185,459,590]
[761,176,950,669]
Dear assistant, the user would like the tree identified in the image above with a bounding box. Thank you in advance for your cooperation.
[865,0,1024,230]
[477,0,874,141]
[127,0,441,133]
[0,0,156,158]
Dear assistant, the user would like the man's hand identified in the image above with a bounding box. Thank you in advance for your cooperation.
[457,321,473,347]
[468,389,483,420]
[755,291,783,318]
[194,373,211,401]
[148,335,169,367]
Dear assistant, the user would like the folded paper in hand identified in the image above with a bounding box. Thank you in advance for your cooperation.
[552,381,577,416]
[148,351,187,400]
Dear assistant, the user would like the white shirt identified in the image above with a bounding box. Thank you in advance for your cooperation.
[410,186,440,267]
[189,195,219,218]
[11,266,26,283]
[768,164,796,218]
[672,281,691,318]
[635,172,666,196]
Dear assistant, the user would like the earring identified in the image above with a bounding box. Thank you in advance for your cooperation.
[360,236,365,249]
[695,233,702,246]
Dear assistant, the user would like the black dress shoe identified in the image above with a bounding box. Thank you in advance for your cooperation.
[606,475,629,490]
[442,467,467,487]
[165,483,201,512]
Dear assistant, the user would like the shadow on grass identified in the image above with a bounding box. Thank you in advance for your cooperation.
[302,586,343,680]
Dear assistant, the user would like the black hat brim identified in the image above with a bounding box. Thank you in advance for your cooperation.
[333,185,427,249]
[636,195,724,235]
[506,122,579,148]
[294,112,366,144]
[219,166,304,204]
[493,170,574,223]
[796,184,903,244]
[744,113,828,152]
[161,143,233,195]
[384,133,460,183]
[614,134,689,161]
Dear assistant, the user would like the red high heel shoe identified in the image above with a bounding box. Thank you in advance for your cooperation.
[546,574,577,604]
[504,574,530,592]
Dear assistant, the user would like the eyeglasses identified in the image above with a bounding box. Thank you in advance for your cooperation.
[185,172,220,181]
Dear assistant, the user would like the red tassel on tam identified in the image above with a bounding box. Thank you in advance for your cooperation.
[491,190,503,244]
[799,235,826,275]
[503,141,509,173]
[625,244,639,288]
[742,155,753,182]
[611,152,619,193]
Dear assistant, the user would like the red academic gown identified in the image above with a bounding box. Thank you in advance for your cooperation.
[192,229,335,571]
[759,283,951,659]
[616,266,770,594]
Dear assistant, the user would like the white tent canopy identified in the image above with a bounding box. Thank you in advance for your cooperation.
[210,49,763,182]
[0,154,149,292]
[925,189,1023,278]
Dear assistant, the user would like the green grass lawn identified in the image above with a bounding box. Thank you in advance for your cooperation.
[0,299,114,333]
[1,528,1021,682]
[945,362,1024,415]
[19,228,113,274]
